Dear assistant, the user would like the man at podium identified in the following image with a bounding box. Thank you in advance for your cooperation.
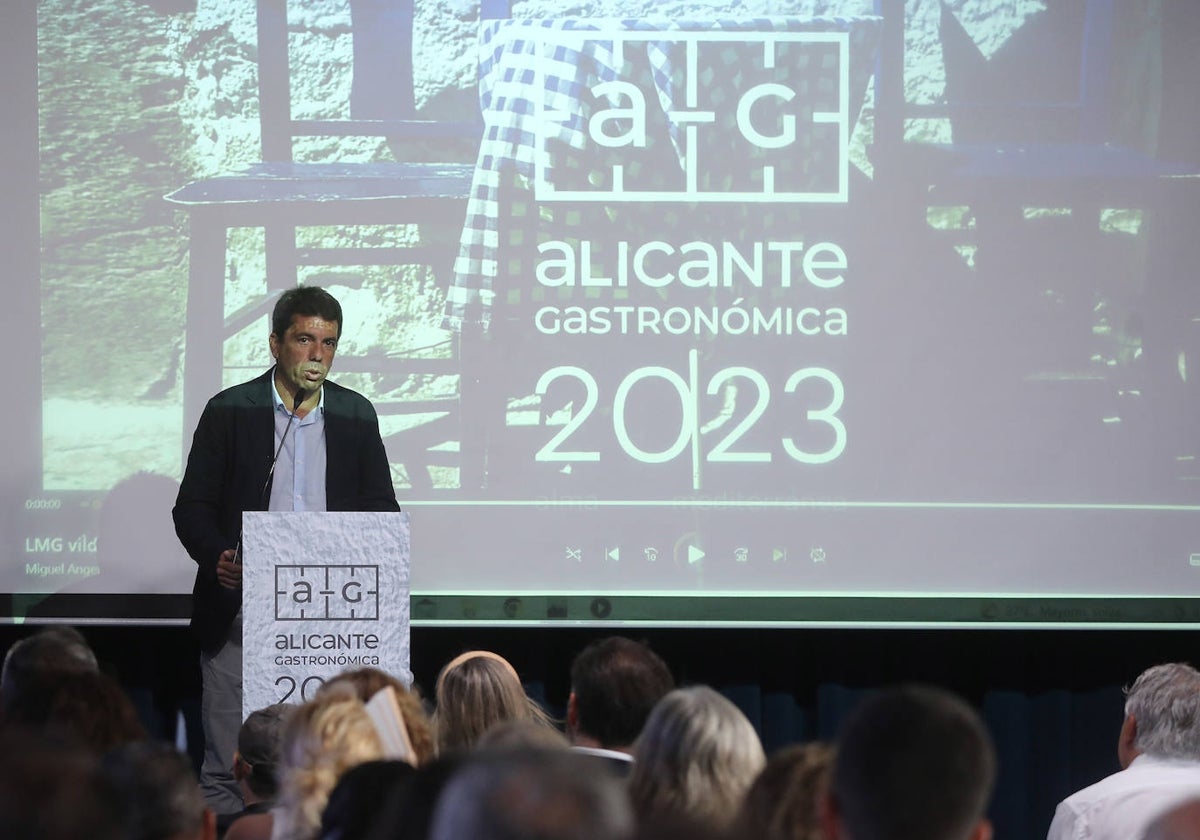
[173,285,399,816]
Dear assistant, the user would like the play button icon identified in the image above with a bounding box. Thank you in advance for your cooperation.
[672,533,706,568]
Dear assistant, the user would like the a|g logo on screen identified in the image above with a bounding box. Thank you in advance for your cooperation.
[274,564,380,621]
[533,29,853,204]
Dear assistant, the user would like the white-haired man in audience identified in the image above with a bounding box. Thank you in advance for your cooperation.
[821,684,996,840]
[1047,662,1200,840]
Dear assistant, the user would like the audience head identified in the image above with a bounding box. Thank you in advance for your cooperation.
[318,759,416,840]
[1,669,146,752]
[363,754,468,840]
[0,626,98,715]
[629,685,766,830]
[735,742,835,840]
[477,718,572,752]
[429,747,635,840]
[274,683,385,840]
[826,685,996,840]
[568,636,675,752]
[320,666,435,765]
[434,650,554,754]
[236,703,294,801]
[1119,663,1200,766]
[104,740,215,840]
[0,730,125,840]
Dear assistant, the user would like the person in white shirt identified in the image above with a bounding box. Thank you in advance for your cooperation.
[1047,663,1200,840]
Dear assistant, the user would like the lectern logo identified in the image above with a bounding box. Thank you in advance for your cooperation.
[275,565,380,621]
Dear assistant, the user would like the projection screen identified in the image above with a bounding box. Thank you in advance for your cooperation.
[6,0,1200,627]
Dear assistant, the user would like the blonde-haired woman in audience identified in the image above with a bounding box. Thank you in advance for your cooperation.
[432,650,556,753]
[272,683,385,840]
[318,666,436,765]
[629,685,766,830]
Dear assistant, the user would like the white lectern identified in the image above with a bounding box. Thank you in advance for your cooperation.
[241,511,410,718]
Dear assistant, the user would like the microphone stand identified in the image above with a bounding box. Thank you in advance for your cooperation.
[233,387,309,565]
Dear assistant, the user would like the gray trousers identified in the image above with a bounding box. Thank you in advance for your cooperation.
[199,609,244,816]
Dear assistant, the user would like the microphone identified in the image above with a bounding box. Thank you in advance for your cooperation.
[259,388,309,508]
[233,388,309,565]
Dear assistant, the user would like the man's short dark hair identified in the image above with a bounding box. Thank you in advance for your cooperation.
[271,286,343,339]
[831,685,996,840]
[569,636,674,748]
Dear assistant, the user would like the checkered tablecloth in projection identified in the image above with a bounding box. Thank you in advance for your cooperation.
[444,16,882,334]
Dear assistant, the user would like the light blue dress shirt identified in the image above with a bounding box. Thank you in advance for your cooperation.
[268,381,328,512]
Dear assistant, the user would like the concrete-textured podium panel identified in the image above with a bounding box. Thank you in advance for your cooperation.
[242,511,410,717]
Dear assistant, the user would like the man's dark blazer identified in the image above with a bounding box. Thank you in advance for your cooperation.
[173,369,399,653]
